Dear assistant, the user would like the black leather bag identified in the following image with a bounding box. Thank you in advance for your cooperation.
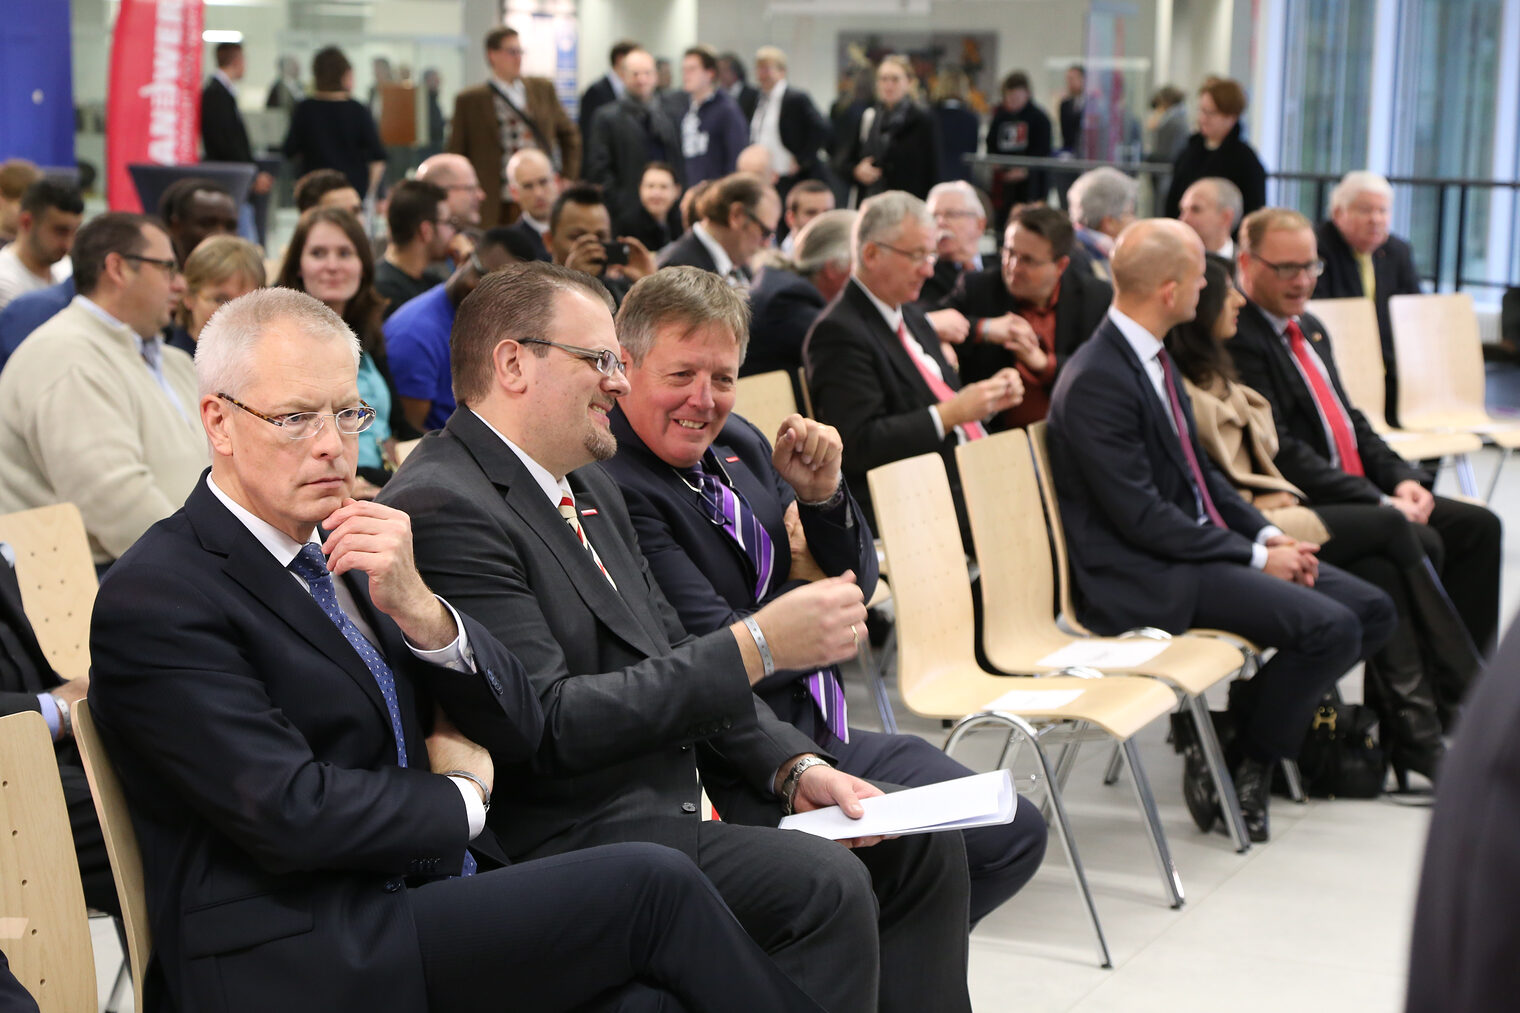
[1293,698,1385,799]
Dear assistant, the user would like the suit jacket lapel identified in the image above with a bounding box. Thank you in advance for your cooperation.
[846,281,936,401]
[1101,321,1191,478]
[1242,301,1316,419]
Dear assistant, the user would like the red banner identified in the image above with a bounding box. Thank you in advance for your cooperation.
[106,0,204,211]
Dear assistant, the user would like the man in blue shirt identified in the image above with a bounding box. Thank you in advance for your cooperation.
[386,227,532,431]
[0,277,73,372]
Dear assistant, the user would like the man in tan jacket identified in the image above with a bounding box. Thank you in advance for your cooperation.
[448,26,580,228]
[0,212,206,566]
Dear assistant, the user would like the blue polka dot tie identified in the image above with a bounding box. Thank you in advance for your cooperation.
[289,544,475,877]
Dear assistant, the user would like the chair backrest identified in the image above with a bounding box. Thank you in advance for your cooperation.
[1388,292,1487,426]
[72,702,150,1013]
[734,370,799,448]
[0,505,97,680]
[955,430,1072,660]
[1026,420,1092,635]
[394,438,422,465]
[0,712,97,1012]
[1308,296,1389,431]
[867,453,979,715]
[796,367,814,418]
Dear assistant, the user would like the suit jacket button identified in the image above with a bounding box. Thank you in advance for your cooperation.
[681,802,698,814]
[384,877,403,893]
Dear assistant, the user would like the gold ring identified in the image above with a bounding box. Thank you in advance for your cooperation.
[850,624,859,648]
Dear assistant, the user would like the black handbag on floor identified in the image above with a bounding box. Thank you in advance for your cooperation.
[1293,697,1385,799]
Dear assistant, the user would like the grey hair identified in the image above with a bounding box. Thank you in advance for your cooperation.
[1197,176,1244,226]
[1330,170,1394,214]
[196,287,360,398]
[853,190,934,262]
[1068,167,1138,229]
[793,209,857,276]
[926,180,982,217]
[615,266,751,367]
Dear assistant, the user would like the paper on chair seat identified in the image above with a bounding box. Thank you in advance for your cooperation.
[1036,640,1167,669]
[777,770,1017,840]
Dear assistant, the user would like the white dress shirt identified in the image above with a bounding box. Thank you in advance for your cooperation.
[206,474,487,839]
[1256,305,1361,475]
[491,75,528,111]
[853,276,958,442]
[692,222,746,288]
[1106,307,1277,566]
[751,80,792,176]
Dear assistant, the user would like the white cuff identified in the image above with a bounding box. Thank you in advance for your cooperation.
[1249,543,1268,570]
[928,405,946,441]
[1256,525,1283,545]
[449,775,487,840]
[405,596,476,673]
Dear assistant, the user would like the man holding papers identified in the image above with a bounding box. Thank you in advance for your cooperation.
[600,266,1047,924]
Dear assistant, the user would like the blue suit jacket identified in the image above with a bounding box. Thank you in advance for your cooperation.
[743,265,825,380]
[1047,316,1269,634]
[600,409,877,739]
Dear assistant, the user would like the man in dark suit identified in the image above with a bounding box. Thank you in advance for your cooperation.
[602,267,1046,924]
[1231,207,1501,655]
[1311,172,1423,426]
[503,148,557,262]
[750,47,834,204]
[1047,218,1394,842]
[0,546,114,917]
[718,53,761,122]
[803,190,1024,535]
[943,204,1112,427]
[920,180,986,306]
[199,43,272,230]
[447,27,580,228]
[587,48,685,225]
[746,208,855,381]
[88,286,824,1013]
[579,40,638,157]
[1406,611,1520,1012]
[265,56,304,115]
[656,173,779,285]
[380,263,973,1013]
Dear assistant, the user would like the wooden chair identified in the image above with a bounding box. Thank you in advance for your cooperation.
[0,712,98,1012]
[394,438,423,465]
[733,370,800,448]
[957,430,1254,852]
[868,452,1183,968]
[796,367,814,418]
[73,702,150,1013]
[1389,292,1520,500]
[1025,422,1310,804]
[0,504,97,681]
[1308,297,1482,494]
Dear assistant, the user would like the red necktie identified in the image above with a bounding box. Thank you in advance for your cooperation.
[1285,320,1364,477]
[1156,349,1226,528]
[897,320,986,440]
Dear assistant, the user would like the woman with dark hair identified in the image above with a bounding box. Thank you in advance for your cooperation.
[1170,255,1480,792]
[277,207,415,494]
[281,46,387,206]
[833,55,940,204]
[1162,76,1268,219]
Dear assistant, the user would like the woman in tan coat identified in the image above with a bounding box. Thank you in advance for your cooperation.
[1168,255,1478,790]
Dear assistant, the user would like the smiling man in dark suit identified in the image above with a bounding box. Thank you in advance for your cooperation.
[380,262,973,1013]
[88,286,823,1013]
[1047,218,1394,842]
[802,190,1024,536]
[601,266,1046,925]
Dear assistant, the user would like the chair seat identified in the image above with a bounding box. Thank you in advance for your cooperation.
[1379,429,1485,460]
[1402,411,1520,448]
[902,668,1179,741]
[986,632,1243,697]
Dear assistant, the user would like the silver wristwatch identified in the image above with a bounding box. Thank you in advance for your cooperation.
[780,755,830,815]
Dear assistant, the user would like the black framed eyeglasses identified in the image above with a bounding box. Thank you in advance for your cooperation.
[1248,253,1325,281]
[121,253,180,276]
[518,338,626,377]
[218,393,377,439]
[743,209,775,242]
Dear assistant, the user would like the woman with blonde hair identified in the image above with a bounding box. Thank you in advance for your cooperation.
[167,235,266,354]
[833,54,939,204]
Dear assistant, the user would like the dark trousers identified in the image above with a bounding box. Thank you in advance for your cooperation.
[695,817,972,1013]
[1190,561,1396,760]
[410,842,823,1013]
[1418,496,1502,655]
[820,726,1047,925]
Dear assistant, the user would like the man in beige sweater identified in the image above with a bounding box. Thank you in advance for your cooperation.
[0,212,206,565]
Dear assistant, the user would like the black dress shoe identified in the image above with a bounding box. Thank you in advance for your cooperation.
[1181,742,1219,833]
[1233,756,1273,843]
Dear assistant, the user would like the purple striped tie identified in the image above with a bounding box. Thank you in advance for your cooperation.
[686,461,849,743]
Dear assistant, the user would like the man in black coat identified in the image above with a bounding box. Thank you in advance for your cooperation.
[0,546,113,917]
[803,191,1023,536]
[1311,172,1423,426]
[380,263,974,1013]
[750,47,835,203]
[1047,218,1394,842]
[199,43,272,224]
[602,268,1046,925]
[1230,207,1501,655]
[578,40,637,155]
[90,286,825,1013]
[586,48,685,225]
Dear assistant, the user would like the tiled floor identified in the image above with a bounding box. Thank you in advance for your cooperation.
[87,444,1520,1011]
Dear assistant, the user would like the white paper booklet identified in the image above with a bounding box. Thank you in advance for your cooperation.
[1036,639,1168,669]
[777,770,1017,841]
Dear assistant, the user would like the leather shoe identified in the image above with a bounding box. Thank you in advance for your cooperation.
[1233,756,1273,843]
[1181,742,1219,833]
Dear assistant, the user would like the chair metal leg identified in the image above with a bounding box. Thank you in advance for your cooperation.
[105,953,130,1012]
[1121,739,1185,909]
[1101,743,1124,786]
[1456,452,1479,498]
[861,632,899,735]
[1190,694,1250,854]
[1484,446,1512,502]
[1040,724,1087,823]
[945,712,1113,968]
[1280,757,1307,803]
[995,727,1024,770]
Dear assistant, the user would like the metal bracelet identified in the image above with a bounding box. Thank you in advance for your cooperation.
[742,616,775,677]
[444,769,491,813]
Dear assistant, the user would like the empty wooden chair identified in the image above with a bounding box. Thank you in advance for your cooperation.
[1389,292,1520,499]
[0,712,98,1012]
[869,451,1182,968]
[73,702,151,1013]
[0,504,97,681]
[733,370,800,448]
[1308,297,1482,494]
[957,430,1254,852]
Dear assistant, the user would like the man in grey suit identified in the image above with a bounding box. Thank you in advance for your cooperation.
[380,262,973,1013]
